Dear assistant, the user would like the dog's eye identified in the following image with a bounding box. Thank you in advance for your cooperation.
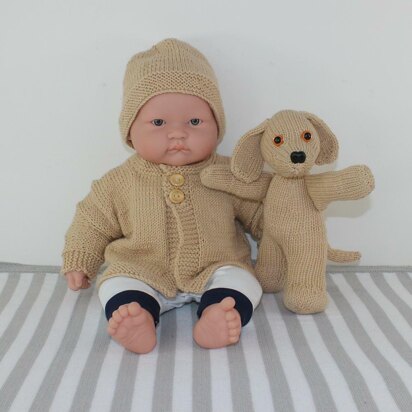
[273,135,284,147]
[301,131,312,142]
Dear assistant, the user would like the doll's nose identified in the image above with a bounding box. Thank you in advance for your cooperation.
[290,151,306,164]
[168,127,188,139]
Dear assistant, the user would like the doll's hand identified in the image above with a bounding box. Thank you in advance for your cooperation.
[65,271,91,291]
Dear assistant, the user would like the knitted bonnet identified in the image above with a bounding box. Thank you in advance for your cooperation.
[119,38,226,147]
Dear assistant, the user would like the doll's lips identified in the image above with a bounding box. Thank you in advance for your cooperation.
[168,145,189,152]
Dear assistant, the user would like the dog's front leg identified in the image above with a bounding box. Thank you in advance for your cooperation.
[201,164,271,201]
[305,165,375,211]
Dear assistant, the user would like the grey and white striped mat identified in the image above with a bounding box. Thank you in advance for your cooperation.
[0,263,411,412]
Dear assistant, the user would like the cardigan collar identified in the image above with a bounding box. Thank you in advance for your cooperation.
[127,152,217,176]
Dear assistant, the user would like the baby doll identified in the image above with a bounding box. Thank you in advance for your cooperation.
[61,39,263,354]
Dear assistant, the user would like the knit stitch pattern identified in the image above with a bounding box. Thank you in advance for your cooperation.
[61,154,262,298]
[119,39,225,146]
[201,110,375,314]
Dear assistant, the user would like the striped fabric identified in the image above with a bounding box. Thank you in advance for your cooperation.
[0,264,411,412]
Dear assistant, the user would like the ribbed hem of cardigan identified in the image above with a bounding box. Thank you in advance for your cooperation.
[61,251,104,279]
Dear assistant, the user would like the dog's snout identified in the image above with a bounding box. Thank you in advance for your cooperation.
[290,151,306,164]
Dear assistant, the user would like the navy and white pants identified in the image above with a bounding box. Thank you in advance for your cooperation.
[98,265,262,327]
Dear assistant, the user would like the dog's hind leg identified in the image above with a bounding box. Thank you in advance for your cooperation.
[255,234,286,292]
[282,244,328,314]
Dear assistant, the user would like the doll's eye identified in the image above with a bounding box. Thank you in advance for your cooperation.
[152,119,165,126]
[273,135,284,147]
[301,131,312,141]
[190,118,202,126]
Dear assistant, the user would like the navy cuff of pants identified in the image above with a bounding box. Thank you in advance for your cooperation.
[197,288,253,326]
[104,290,161,326]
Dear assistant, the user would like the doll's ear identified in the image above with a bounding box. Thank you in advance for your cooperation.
[231,120,268,183]
[301,112,339,165]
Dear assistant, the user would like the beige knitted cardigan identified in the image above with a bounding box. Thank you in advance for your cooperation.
[61,153,262,297]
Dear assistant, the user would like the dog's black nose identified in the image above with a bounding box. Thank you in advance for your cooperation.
[290,151,306,164]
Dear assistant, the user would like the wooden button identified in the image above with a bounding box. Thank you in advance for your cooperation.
[169,188,185,204]
[169,173,185,187]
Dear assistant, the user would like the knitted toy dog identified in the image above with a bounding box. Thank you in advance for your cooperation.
[201,110,375,314]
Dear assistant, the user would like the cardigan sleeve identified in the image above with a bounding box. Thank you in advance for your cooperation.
[61,172,126,279]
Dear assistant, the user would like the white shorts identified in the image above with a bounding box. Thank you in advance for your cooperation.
[98,265,262,316]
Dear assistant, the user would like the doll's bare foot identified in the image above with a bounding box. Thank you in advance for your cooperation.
[193,297,241,349]
[107,302,156,354]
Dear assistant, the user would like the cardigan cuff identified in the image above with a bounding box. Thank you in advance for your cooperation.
[61,251,104,279]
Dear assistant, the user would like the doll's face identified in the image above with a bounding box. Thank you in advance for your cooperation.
[129,93,219,166]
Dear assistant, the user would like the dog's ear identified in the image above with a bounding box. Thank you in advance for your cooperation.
[231,120,268,183]
[301,112,339,165]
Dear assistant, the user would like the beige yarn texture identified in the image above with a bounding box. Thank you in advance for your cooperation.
[61,154,262,297]
[201,110,375,314]
[119,38,226,147]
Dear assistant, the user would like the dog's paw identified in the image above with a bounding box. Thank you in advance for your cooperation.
[200,165,233,191]
[358,165,375,194]
[283,285,328,314]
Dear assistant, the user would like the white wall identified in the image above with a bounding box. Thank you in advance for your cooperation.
[1,0,411,266]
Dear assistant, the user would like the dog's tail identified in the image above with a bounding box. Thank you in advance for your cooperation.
[327,246,361,263]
